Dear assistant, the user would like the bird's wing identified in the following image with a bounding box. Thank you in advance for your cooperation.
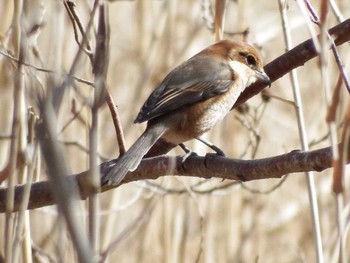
[135,55,234,123]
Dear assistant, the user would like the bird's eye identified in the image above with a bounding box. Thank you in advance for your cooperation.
[245,54,257,67]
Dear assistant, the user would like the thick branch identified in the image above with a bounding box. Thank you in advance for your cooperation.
[0,145,341,213]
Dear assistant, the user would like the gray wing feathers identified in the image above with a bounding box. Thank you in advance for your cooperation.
[135,55,233,123]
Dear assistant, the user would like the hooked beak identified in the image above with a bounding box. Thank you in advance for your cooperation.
[256,70,271,87]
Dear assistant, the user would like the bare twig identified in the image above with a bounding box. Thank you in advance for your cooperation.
[329,0,344,23]
[58,99,88,135]
[303,0,350,94]
[64,0,93,60]
[101,196,158,261]
[0,49,95,86]
[143,180,240,195]
[105,90,126,155]
[53,1,100,112]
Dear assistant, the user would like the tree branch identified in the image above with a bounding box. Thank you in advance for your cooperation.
[0,145,347,213]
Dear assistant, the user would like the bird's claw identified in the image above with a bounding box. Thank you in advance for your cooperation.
[180,150,198,171]
[195,137,226,157]
[209,146,225,157]
[181,150,198,162]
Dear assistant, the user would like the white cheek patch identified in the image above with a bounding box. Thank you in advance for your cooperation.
[228,60,258,88]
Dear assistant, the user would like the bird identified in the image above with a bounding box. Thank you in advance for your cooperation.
[102,39,271,186]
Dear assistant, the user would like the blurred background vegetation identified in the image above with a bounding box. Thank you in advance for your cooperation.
[0,0,349,262]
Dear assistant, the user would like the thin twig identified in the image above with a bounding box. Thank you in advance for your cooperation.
[303,0,350,93]
[61,140,108,161]
[105,89,126,155]
[143,179,240,195]
[101,196,158,260]
[64,0,93,60]
[178,180,204,263]
[63,0,81,48]
[0,49,95,86]
[329,0,344,24]
[58,99,88,135]
[54,1,100,112]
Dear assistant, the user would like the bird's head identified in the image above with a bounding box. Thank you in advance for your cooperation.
[200,40,271,87]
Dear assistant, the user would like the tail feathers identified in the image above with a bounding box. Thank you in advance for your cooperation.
[102,124,167,186]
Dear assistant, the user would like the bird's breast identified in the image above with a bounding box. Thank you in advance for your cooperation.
[161,83,244,144]
[186,84,242,131]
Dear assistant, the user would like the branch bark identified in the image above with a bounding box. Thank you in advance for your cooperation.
[1,18,350,213]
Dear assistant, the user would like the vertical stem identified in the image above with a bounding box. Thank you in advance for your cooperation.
[315,0,346,261]
[88,0,107,254]
[5,1,24,262]
[38,102,95,263]
[335,196,345,263]
[214,0,226,41]
[89,104,100,252]
[278,1,324,262]
[329,0,344,23]
[12,144,38,263]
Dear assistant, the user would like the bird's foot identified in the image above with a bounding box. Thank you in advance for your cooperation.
[178,143,198,171]
[178,143,198,161]
[180,149,198,163]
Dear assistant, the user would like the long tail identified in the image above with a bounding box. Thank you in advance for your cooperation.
[101,123,167,186]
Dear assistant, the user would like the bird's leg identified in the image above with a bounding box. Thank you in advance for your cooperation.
[178,143,198,163]
[178,139,225,169]
[195,137,225,169]
[195,137,225,156]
